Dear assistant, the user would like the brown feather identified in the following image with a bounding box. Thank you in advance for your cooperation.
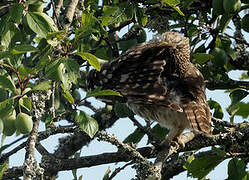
[86,31,212,144]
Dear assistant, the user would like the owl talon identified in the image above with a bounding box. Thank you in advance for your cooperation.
[176,136,185,148]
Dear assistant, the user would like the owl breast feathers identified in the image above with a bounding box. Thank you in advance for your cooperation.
[86,31,211,145]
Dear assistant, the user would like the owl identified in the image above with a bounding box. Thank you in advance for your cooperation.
[86,32,211,146]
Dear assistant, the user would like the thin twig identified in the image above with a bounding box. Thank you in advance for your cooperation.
[97,131,150,164]
[224,33,249,46]
[78,100,98,112]
[109,161,133,179]
[51,82,56,119]
[205,79,249,90]
[36,142,50,156]
[211,116,239,128]
[0,126,76,164]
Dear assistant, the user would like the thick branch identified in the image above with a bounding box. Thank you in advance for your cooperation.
[23,117,42,180]
[63,0,79,29]
[4,124,249,179]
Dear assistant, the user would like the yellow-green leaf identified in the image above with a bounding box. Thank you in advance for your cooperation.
[0,75,16,93]
[11,44,38,54]
[75,52,100,71]
[60,84,74,104]
[194,53,214,65]
[33,80,52,91]
[76,111,98,138]
[86,89,121,98]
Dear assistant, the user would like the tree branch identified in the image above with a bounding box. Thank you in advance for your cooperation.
[23,116,42,180]
[0,126,76,164]
[53,108,119,159]
[4,123,249,179]
[52,0,63,29]
[63,0,79,29]
[206,79,249,90]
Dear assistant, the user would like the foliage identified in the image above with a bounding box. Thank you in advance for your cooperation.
[0,0,248,179]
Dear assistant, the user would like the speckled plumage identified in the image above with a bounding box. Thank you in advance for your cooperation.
[86,32,211,145]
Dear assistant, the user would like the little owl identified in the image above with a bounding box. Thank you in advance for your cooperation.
[86,32,211,146]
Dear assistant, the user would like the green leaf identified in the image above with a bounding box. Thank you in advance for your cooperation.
[228,102,249,120]
[208,99,224,119]
[229,89,249,107]
[75,52,100,71]
[72,150,81,180]
[187,154,223,179]
[19,96,32,112]
[220,13,233,33]
[150,124,169,142]
[135,7,147,27]
[25,12,51,37]
[81,11,96,28]
[123,128,145,144]
[212,147,226,157]
[0,75,16,93]
[183,0,195,8]
[64,59,80,85]
[11,44,39,54]
[193,53,214,65]
[161,0,184,16]
[239,72,249,80]
[9,3,24,24]
[47,30,67,39]
[60,84,74,104]
[0,88,8,102]
[44,114,53,127]
[102,6,119,26]
[86,89,121,98]
[45,59,65,82]
[76,111,99,138]
[1,23,20,47]
[18,65,33,80]
[33,80,52,91]
[161,0,180,6]
[183,155,195,169]
[38,12,58,32]
[102,4,129,26]
[0,160,9,179]
[228,158,246,180]
[242,172,249,180]
[103,167,111,180]
[0,51,11,59]
[227,89,249,122]
[114,103,134,118]
[65,59,80,73]
[124,4,134,20]
[0,98,14,118]
[172,6,184,16]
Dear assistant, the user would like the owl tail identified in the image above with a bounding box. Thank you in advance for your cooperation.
[183,101,211,135]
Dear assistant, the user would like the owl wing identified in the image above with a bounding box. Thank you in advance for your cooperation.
[87,41,183,113]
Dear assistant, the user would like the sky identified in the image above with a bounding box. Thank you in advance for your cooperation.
[2,3,249,180]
